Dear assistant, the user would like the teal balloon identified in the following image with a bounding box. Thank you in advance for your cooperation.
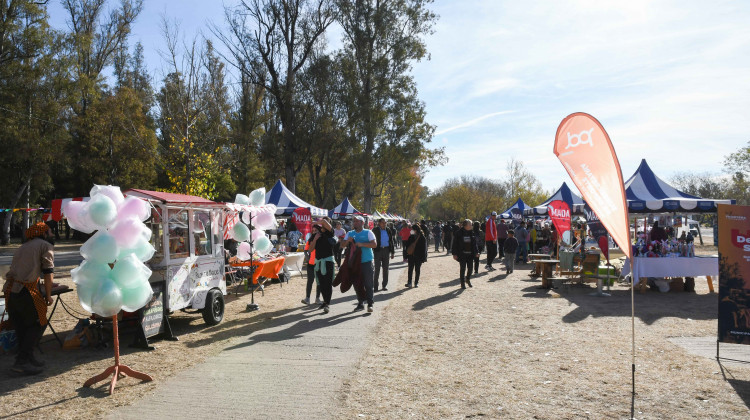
[81,232,119,264]
[120,280,153,312]
[255,236,272,254]
[71,261,111,285]
[118,239,156,263]
[110,254,151,289]
[76,274,103,313]
[90,278,123,317]
[88,194,118,227]
[232,223,251,242]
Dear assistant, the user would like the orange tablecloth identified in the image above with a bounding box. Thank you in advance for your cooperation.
[231,256,286,284]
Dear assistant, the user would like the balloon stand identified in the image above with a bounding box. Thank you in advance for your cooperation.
[83,315,153,394]
[245,215,259,312]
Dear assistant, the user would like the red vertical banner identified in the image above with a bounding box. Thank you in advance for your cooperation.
[292,207,312,239]
[718,204,750,345]
[553,113,631,260]
[547,200,571,234]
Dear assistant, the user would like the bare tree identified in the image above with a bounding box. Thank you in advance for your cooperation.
[217,0,336,194]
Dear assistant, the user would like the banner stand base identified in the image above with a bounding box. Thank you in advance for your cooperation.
[590,279,611,297]
[716,340,750,365]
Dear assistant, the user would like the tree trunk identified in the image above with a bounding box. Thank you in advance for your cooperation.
[2,182,28,245]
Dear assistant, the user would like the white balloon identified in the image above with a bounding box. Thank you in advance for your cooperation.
[255,236,273,256]
[64,201,96,234]
[249,188,266,206]
[90,185,125,207]
[235,194,250,205]
[251,229,265,242]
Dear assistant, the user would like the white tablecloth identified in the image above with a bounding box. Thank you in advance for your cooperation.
[622,256,718,284]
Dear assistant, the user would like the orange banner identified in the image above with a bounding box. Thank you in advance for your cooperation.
[553,113,631,259]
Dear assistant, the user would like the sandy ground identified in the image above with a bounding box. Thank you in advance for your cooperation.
[1,244,748,419]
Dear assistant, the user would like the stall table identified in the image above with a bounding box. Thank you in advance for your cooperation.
[536,259,560,289]
[231,256,287,289]
[622,256,718,292]
[529,254,551,277]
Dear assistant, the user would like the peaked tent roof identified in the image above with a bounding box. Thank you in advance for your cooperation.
[624,159,734,213]
[524,182,585,215]
[265,180,328,217]
[499,198,527,219]
[329,197,360,218]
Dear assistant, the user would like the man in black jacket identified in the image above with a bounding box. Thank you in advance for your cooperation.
[372,218,395,291]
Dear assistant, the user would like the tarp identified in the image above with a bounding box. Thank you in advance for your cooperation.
[499,198,527,219]
[625,159,734,213]
[329,197,360,218]
[524,182,585,215]
[265,180,328,217]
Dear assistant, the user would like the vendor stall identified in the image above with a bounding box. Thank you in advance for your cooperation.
[329,197,360,219]
[622,256,718,291]
[500,198,528,220]
[524,182,586,216]
[265,179,328,217]
[124,189,228,326]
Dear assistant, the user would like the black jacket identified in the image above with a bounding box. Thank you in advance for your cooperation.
[372,226,395,255]
[405,233,427,263]
[452,229,479,259]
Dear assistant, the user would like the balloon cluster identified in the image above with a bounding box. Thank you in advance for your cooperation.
[65,186,156,317]
[232,188,276,260]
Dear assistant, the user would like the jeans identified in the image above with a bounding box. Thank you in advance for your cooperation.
[315,261,334,305]
[373,248,391,289]
[504,255,515,272]
[434,235,441,251]
[333,243,342,267]
[458,257,472,283]
[7,288,43,364]
[305,264,320,300]
[516,242,528,263]
[473,255,480,274]
[360,261,374,305]
[407,259,422,285]
[486,241,497,266]
[498,238,506,257]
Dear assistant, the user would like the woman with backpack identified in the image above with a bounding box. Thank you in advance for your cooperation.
[404,223,427,288]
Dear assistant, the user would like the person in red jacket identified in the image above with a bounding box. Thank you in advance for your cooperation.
[399,222,412,261]
[484,212,498,271]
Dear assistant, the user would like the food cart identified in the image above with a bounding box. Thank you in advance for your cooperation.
[124,189,227,327]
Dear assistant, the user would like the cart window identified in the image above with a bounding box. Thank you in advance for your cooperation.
[168,209,190,259]
[193,210,212,256]
[147,207,165,264]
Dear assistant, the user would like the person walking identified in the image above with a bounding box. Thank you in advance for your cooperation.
[503,230,519,274]
[286,222,302,252]
[399,222,412,261]
[472,221,485,275]
[515,222,530,264]
[452,219,479,289]
[432,221,443,252]
[343,215,377,312]
[442,221,454,254]
[529,222,538,254]
[333,221,347,268]
[497,219,509,259]
[372,218,395,292]
[404,223,427,287]
[3,222,55,375]
[301,235,322,305]
[484,212,498,271]
[309,219,336,313]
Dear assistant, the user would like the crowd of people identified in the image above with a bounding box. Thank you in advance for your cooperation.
[279,214,571,315]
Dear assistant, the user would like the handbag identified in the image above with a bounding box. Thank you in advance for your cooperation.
[406,239,417,256]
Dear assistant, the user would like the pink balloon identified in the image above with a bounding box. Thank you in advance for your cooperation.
[251,229,265,241]
[255,212,275,230]
[109,218,151,249]
[237,242,252,261]
[118,196,150,222]
[90,185,125,207]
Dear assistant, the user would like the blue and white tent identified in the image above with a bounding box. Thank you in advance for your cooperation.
[524,182,585,216]
[329,197,360,218]
[265,179,328,217]
[625,159,734,213]
[499,198,527,219]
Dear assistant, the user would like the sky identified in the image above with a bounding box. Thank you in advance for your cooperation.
[47,0,750,196]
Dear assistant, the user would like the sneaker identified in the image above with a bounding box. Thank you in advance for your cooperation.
[323,305,330,314]
[382,287,388,291]
[467,280,473,288]
[484,265,491,270]
[315,297,323,304]
[28,355,45,368]
[367,305,373,313]
[414,283,419,288]
[460,284,466,289]
[405,283,412,288]
[11,361,42,376]
[318,304,326,310]
[354,304,365,312]
[301,298,310,305]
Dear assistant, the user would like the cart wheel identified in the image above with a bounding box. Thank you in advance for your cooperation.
[202,289,224,326]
